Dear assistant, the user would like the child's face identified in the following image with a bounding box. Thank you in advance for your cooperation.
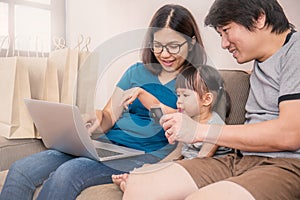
[176,88,201,118]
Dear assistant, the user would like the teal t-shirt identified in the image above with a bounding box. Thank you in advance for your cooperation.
[102,62,177,159]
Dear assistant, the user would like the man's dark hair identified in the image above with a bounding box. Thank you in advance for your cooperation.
[205,0,294,34]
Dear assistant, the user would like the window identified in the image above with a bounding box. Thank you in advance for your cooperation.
[0,0,65,56]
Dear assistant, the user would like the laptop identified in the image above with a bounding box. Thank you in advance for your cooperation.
[24,99,145,162]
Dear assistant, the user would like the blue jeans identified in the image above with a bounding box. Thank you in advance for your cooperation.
[0,149,160,200]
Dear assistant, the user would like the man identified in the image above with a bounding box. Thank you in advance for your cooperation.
[122,0,300,199]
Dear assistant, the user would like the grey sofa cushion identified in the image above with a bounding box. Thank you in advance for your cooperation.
[0,137,46,171]
[219,70,250,125]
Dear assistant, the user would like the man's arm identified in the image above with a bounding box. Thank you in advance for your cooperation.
[162,99,300,152]
[215,99,300,152]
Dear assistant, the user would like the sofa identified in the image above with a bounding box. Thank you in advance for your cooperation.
[0,69,250,199]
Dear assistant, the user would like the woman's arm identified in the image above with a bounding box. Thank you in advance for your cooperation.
[85,86,177,135]
[84,87,126,134]
[121,87,177,114]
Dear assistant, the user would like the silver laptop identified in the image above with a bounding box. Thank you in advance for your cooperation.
[24,99,145,161]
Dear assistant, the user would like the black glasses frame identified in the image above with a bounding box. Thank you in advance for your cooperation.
[150,40,188,55]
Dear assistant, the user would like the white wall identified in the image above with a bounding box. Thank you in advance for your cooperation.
[66,0,299,70]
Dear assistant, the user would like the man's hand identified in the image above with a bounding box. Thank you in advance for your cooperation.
[160,113,203,144]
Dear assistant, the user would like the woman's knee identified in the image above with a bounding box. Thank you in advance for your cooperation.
[48,157,106,187]
[39,158,92,197]
[10,150,66,172]
[49,158,89,184]
[9,156,37,178]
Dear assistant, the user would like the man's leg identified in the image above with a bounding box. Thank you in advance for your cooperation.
[227,157,300,200]
[185,181,255,200]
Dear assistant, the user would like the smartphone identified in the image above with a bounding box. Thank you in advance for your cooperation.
[150,106,164,124]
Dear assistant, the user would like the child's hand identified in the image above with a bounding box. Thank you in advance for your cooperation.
[121,87,143,109]
[198,143,218,158]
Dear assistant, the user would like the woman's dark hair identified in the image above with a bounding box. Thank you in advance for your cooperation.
[205,0,294,34]
[142,4,206,75]
[176,65,231,120]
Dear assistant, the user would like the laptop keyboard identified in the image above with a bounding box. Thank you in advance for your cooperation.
[95,148,123,158]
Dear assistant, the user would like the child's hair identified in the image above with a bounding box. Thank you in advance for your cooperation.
[175,65,231,120]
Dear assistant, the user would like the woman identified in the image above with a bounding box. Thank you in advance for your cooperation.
[0,4,206,200]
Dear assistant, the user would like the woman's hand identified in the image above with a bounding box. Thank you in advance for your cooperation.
[81,110,103,135]
[121,87,143,109]
[161,113,206,144]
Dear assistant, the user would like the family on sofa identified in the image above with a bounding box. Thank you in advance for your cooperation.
[1,0,300,199]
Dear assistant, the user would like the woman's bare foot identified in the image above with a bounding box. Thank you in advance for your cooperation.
[112,173,129,192]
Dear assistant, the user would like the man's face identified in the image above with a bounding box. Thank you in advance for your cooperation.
[216,22,262,64]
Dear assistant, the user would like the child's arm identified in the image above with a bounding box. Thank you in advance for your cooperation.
[138,88,176,114]
[197,143,219,157]
[121,87,176,114]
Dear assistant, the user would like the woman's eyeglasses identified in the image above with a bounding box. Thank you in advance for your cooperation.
[150,40,188,55]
